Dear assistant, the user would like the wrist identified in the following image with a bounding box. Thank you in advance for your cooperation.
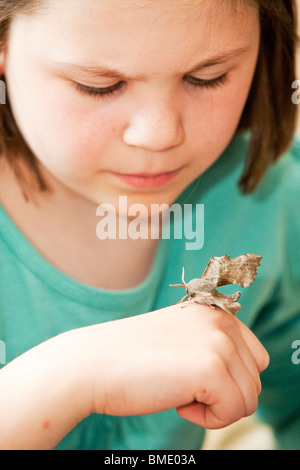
[48,328,95,420]
[0,328,93,449]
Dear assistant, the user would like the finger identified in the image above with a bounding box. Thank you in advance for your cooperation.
[226,344,259,416]
[177,369,247,429]
[220,315,268,394]
[194,341,259,426]
[224,320,263,396]
[235,318,270,374]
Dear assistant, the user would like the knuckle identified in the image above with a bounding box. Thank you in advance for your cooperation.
[202,352,226,379]
[257,377,262,396]
[253,345,270,374]
[212,309,238,334]
[245,392,259,417]
[260,349,270,372]
[242,377,259,417]
[218,394,245,426]
[210,329,237,361]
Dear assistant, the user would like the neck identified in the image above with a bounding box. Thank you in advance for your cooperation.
[0,158,160,290]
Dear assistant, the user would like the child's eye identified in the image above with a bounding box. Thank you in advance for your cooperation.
[74,81,126,98]
[74,73,228,100]
[184,73,228,89]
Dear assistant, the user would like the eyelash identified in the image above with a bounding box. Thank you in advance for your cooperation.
[74,73,228,99]
[75,81,125,98]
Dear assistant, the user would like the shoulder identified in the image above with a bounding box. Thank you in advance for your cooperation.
[282,134,300,193]
[276,135,300,280]
[261,134,300,231]
[275,135,300,214]
[285,133,300,161]
[246,134,300,205]
[277,134,300,182]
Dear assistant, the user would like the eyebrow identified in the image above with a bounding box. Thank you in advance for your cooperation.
[56,46,250,81]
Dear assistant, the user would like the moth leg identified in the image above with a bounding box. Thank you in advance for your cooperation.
[180,295,192,309]
[172,294,189,306]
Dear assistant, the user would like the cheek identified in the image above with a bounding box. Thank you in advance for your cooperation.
[56,98,126,168]
[31,93,120,176]
[187,81,251,173]
[198,81,249,149]
[210,94,244,139]
[188,93,241,151]
[76,109,116,155]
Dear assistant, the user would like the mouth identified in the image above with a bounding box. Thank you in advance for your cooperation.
[109,168,182,188]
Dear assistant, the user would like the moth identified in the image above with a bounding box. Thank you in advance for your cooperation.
[170,254,262,316]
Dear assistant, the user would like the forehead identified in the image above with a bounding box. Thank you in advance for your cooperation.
[11,0,259,74]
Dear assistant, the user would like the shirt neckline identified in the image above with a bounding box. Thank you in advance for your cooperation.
[0,202,171,309]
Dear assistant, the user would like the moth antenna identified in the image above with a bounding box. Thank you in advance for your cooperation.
[182,267,187,286]
[169,267,186,287]
[169,267,187,288]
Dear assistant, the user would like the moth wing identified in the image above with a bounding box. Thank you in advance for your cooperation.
[200,254,262,288]
[192,290,242,316]
[199,255,232,287]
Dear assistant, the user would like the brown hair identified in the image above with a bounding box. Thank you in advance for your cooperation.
[0,0,299,199]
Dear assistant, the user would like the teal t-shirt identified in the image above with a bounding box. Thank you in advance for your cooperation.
[0,133,300,450]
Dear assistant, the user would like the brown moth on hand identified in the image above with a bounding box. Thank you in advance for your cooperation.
[170,254,262,316]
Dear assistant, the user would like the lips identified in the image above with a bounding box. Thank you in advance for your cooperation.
[109,168,182,188]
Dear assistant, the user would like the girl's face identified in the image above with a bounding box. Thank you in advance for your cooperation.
[1,0,260,210]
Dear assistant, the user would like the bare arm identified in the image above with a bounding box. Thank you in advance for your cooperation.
[0,330,94,450]
[0,303,269,450]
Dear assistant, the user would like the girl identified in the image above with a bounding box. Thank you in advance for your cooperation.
[0,0,298,450]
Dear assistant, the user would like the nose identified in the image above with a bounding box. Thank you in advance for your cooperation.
[123,93,185,152]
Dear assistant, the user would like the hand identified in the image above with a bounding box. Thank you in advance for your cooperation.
[0,303,268,449]
[85,303,269,430]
